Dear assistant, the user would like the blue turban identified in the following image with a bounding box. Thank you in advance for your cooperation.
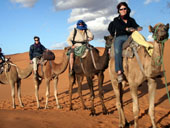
[76,20,87,30]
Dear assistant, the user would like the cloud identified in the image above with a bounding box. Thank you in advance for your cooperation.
[54,0,128,40]
[144,0,160,5]
[147,34,154,41]
[10,0,38,8]
[50,42,68,49]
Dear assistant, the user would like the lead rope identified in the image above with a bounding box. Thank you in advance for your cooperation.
[158,40,170,103]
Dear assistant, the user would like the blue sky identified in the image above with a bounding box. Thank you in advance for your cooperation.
[0,0,170,55]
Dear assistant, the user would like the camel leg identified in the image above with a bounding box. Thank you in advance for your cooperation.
[10,81,16,109]
[111,79,127,127]
[17,80,24,107]
[34,78,40,109]
[77,75,87,110]
[98,72,108,114]
[53,76,62,109]
[130,84,139,128]
[86,76,95,116]
[148,78,157,128]
[69,75,75,110]
[45,79,50,109]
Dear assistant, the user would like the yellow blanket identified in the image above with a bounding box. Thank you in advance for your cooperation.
[131,31,153,56]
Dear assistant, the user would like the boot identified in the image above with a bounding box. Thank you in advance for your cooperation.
[117,74,124,83]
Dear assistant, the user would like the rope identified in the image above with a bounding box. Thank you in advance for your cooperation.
[162,60,170,103]
[160,41,170,103]
[90,48,98,70]
[155,39,170,103]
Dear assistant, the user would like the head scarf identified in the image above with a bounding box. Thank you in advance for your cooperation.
[76,20,87,30]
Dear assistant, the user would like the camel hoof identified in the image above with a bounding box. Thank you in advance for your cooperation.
[103,111,109,115]
[83,106,89,110]
[57,105,63,109]
[118,122,129,128]
[125,122,130,127]
[20,103,24,108]
[37,106,42,110]
[89,111,96,116]
[69,106,74,111]
[103,109,109,115]
[13,106,16,109]
[45,106,49,109]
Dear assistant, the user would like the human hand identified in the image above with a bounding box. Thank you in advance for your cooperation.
[88,37,93,41]
[72,45,75,49]
[137,27,143,31]
[30,60,33,64]
[126,27,135,32]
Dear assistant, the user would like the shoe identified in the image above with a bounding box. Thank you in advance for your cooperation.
[69,69,74,76]
[34,72,42,80]
[117,74,124,83]
[0,67,4,74]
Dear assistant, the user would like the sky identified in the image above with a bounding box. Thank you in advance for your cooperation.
[0,0,170,55]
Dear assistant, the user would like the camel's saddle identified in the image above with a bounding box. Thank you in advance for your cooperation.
[0,58,12,74]
[122,36,140,58]
[119,36,149,75]
[35,50,56,79]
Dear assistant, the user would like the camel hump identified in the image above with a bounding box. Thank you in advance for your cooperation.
[42,50,55,60]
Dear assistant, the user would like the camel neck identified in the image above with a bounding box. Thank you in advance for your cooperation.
[151,41,163,69]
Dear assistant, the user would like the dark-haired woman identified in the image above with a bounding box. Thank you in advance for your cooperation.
[108,2,142,83]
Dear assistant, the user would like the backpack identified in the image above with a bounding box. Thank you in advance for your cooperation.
[72,28,88,45]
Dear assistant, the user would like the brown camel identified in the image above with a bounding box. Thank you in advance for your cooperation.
[0,58,33,108]
[33,48,69,109]
[69,36,113,115]
[109,23,169,128]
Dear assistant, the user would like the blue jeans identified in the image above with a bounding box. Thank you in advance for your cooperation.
[114,35,128,73]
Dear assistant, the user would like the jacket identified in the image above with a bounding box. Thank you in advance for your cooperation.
[67,28,94,47]
[108,16,139,37]
[0,53,5,65]
[29,43,46,60]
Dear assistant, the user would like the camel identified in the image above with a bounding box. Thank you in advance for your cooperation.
[109,23,169,128]
[69,36,113,115]
[33,48,69,109]
[0,58,33,108]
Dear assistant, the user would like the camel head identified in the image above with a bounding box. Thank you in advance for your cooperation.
[42,50,55,60]
[149,23,169,42]
[104,35,114,48]
[64,46,71,52]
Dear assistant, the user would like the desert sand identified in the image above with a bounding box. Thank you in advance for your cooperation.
[0,40,170,128]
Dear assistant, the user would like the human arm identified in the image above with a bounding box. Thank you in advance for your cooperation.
[108,21,116,36]
[126,18,142,32]
[1,53,5,62]
[41,44,47,51]
[86,29,94,41]
[29,45,33,63]
[67,29,75,46]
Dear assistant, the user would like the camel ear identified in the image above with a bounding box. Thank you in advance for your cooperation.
[64,46,71,51]
[104,36,107,40]
[165,23,169,31]
[148,25,154,33]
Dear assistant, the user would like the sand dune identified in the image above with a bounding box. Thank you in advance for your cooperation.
[0,40,170,128]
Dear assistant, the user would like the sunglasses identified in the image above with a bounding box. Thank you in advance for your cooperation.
[35,40,39,41]
[119,8,127,11]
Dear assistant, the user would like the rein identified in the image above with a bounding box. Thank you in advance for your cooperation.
[89,43,111,70]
